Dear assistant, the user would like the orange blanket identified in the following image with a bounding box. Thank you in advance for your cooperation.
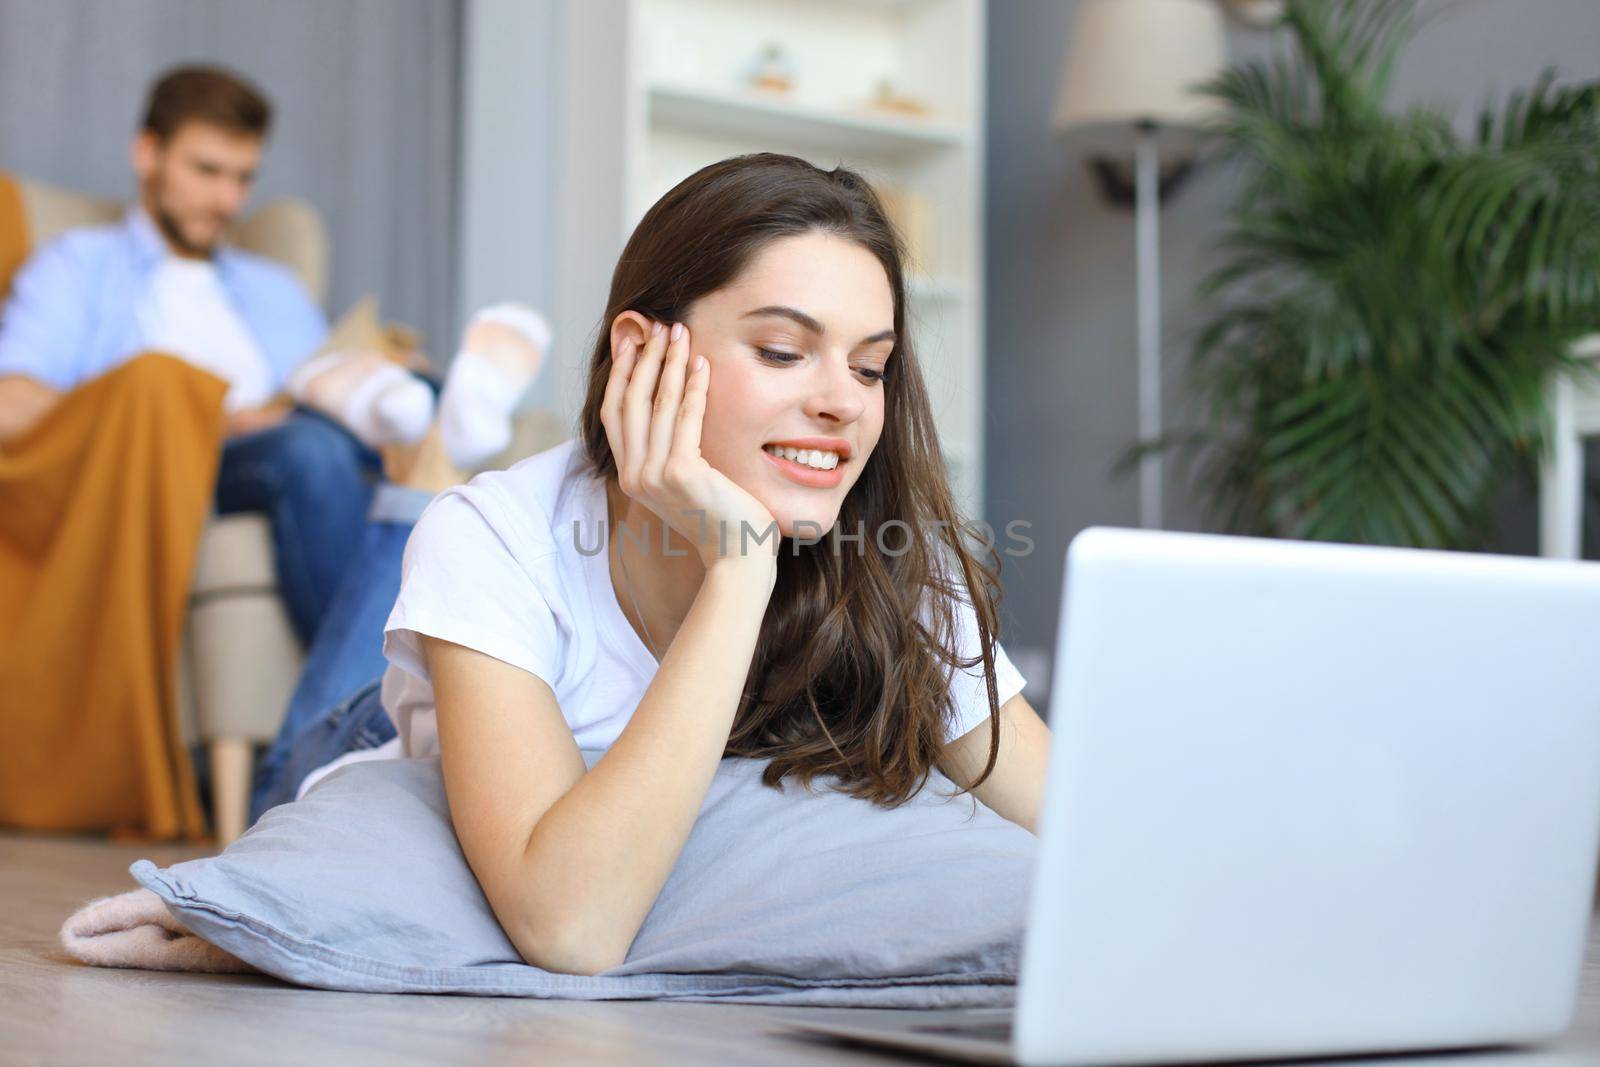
[0,172,26,295]
[0,353,227,839]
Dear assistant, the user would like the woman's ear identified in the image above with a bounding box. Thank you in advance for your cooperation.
[608,311,656,362]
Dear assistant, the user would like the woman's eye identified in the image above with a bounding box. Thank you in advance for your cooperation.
[757,347,887,384]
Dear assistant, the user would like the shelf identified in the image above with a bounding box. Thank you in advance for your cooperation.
[823,0,932,9]
[557,0,987,516]
[647,82,969,158]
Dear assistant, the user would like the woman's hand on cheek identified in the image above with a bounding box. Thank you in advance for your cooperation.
[601,321,778,570]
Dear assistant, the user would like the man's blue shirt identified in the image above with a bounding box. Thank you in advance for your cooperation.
[0,207,327,393]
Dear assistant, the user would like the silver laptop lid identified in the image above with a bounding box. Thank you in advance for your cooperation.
[1016,527,1600,1067]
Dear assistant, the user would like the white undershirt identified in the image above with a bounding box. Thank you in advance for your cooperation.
[134,255,274,412]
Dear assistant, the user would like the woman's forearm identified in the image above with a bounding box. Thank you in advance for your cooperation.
[511,556,776,974]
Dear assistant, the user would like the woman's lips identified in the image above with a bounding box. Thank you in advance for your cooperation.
[761,447,844,488]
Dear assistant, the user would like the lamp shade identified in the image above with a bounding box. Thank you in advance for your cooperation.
[1053,0,1229,150]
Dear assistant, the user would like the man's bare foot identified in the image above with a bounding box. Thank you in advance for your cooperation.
[459,317,543,378]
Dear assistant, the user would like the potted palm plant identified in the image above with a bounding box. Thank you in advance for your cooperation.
[1139,0,1600,549]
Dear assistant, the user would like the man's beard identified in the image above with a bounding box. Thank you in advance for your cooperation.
[150,201,219,258]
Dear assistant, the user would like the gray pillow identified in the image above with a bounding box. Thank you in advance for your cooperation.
[132,750,1036,1006]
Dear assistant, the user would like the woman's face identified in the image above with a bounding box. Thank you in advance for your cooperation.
[682,231,894,540]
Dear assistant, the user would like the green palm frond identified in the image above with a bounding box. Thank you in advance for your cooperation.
[1153,0,1600,549]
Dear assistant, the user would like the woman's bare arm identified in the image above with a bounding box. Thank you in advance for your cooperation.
[938,692,1053,835]
[428,316,780,977]
[426,555,774,977]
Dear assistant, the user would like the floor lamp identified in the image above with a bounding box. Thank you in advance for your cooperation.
[1052,0,1227,530]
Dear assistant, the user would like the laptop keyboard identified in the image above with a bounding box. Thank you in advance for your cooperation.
[908,1020,1014,1041]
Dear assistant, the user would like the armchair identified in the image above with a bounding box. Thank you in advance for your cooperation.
[10,175,319,845]
[6,175,572,845]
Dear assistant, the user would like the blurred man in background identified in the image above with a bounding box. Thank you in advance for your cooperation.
[0,65,372,838]
[0,64,373,647]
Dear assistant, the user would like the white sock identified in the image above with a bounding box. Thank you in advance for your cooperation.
[438,303,551,468]
[289,351,435,450]
[359,368,436,446]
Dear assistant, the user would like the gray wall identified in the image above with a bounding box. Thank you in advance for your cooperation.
[984,0,1600,706]
[0,0,461,356]
[455,0,563,414]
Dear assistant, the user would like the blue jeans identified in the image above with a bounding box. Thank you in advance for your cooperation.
[250,679,396,821]
[247,482,432,825]
[215,407,381,646]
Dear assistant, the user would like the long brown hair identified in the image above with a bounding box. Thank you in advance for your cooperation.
[578,152,1009,808]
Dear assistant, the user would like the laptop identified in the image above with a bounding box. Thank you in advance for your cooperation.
[781,526,1600,1066]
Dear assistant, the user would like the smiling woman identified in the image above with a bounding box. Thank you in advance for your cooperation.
[573,157,1030,803]
[630,230,895,512]
[254,152,1049,977]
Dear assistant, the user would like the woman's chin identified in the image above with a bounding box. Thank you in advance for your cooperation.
[773,510,840,544]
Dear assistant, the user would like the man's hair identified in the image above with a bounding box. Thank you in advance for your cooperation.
[141,64,271,142]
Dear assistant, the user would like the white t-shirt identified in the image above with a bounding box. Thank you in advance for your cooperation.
[325,437,1026,783]
[134,253,274,412]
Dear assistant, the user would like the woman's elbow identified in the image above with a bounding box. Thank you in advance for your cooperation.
[507,917,627,977]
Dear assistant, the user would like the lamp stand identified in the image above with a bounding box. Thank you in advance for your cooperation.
[1134,126,1163,529]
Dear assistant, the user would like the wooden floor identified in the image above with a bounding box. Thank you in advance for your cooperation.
[1,832,994,1066]
[7,831,1600,1066]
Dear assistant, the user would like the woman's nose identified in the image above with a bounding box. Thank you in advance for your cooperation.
[802,354,865,424]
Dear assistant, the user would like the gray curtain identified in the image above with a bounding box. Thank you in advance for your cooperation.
[0,0,461,357]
